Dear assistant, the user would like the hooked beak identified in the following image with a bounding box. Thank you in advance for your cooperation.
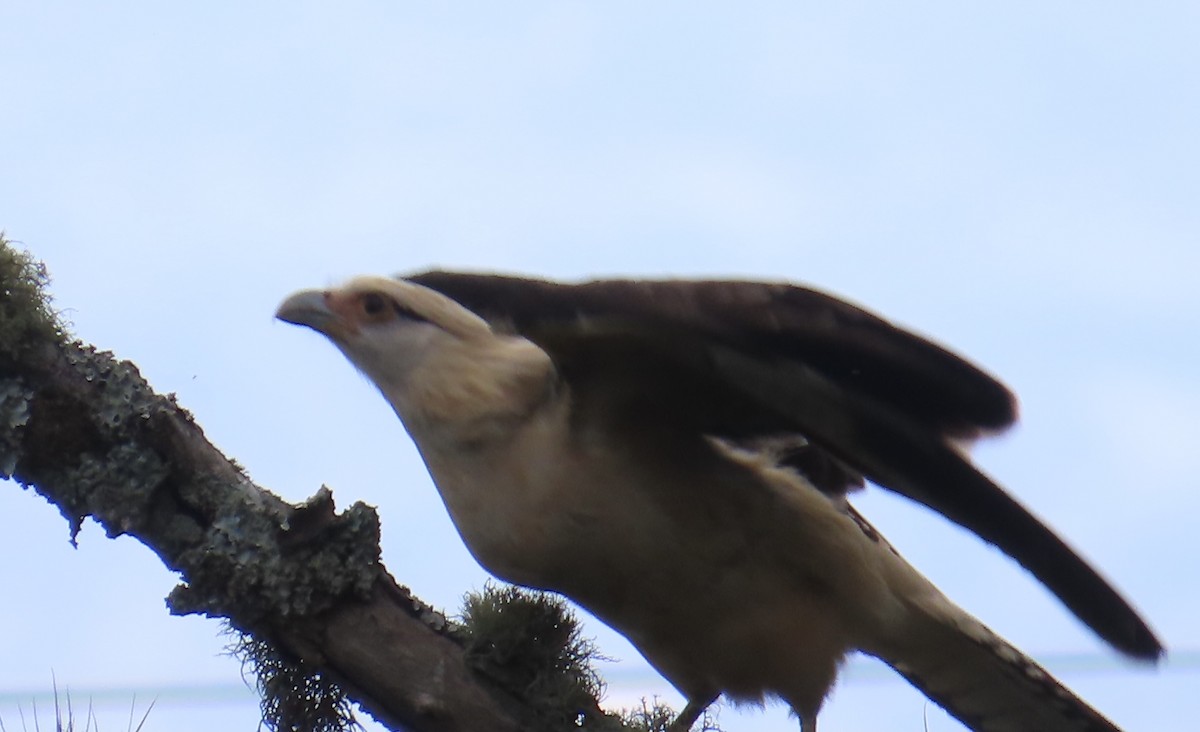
[276,289,336,334]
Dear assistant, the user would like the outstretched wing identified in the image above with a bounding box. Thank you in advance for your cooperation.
[407,270,1162,661]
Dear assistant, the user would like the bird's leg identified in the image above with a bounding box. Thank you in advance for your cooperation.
[666,694,718,732]
[798,713,818,732]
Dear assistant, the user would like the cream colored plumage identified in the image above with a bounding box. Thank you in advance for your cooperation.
[277,272,1161,732]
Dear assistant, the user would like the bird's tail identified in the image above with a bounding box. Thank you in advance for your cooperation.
[867,591,1126,732]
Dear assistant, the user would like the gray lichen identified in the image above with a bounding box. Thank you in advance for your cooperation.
[168,489,381,623]
[52,443,172,542]
[64,343,166,440]
[0,377,34,477]
[2,237,382,642]
[10,342,190,544]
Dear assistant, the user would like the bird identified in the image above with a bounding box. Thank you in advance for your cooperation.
[276,271,1162,732]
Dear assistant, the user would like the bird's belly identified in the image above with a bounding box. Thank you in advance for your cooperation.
[424,434,894,707]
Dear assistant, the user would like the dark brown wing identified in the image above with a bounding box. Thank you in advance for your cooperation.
[406,270,1163,661]
[410,271,1016,439]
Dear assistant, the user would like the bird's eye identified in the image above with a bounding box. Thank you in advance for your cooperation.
[362,293,387,316]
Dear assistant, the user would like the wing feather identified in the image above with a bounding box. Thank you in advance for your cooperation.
[409,271,1016,439]
[406,270,1162,660]
[709,345,1161,660]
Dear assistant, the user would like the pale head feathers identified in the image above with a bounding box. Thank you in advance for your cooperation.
[280,275,556,445]
[341,275,493,340]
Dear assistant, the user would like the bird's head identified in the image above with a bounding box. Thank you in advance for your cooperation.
[276,275,554,443]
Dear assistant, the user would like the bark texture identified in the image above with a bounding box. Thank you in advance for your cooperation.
[0,242,534,732]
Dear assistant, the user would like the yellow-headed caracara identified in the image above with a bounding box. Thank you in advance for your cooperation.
[277,272,1161,732]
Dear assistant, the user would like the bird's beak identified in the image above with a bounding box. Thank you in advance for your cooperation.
[276,289,337,334]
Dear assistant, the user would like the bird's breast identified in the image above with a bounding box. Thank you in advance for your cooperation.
[412,399,905,708]
[418,424,661,588]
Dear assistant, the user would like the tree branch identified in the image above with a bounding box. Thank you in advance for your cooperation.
[0,240,539,732]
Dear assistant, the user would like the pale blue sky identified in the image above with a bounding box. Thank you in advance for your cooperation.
[2,3,1197,731]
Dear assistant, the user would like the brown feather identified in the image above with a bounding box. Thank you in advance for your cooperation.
[406,270,1162,661]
